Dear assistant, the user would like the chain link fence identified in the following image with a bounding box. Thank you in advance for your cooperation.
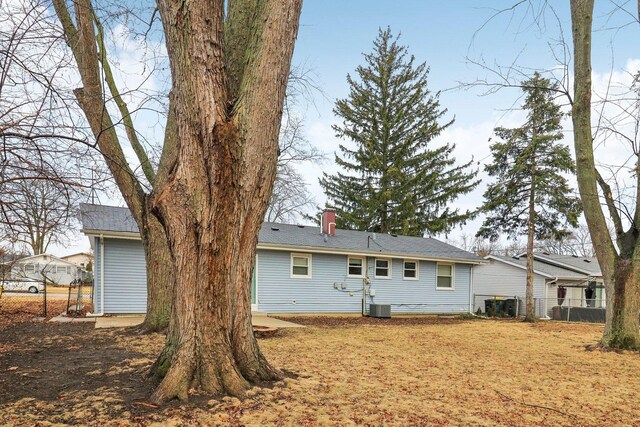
[0,281,93,321]
[533,297,605,323]
[472,294,524,318]
[473,293,605,323]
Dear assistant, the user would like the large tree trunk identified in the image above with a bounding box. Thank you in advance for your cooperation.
[230,227,281,383]
[149,122,280,402]
[571,0,640,348]
[148,0,302,403]
[139,211,174,331]
[601,259,640,348]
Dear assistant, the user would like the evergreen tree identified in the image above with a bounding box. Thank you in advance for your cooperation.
[320,28,479,236]
[477,72,582,322]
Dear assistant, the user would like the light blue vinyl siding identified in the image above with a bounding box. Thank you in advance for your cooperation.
[93,240,472,314]
[94,237,147,313]
[256,249,472,314]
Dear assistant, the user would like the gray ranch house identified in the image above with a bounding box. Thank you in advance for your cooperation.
[79,204,483,315]
[474,253,604,318]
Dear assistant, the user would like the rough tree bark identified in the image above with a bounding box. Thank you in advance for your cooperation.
[52,0,173,331]
[55,0,303,400]
[571,0,640,349]
[139,211,174,331]
[525,151,536,322]
[146,0,303,402]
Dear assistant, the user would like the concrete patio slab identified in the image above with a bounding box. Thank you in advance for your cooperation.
[94,313,304,329]
[95,315,144,329]
[50,314,96,323]
[252,314,305,328]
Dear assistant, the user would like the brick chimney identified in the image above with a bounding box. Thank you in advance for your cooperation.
[321,209,336,236]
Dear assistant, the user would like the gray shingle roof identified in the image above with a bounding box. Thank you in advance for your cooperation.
[490,255,589,279]
[79,204,482,262]
[531,253,601,276]
[259,222,482,261]
[80,203,139,234]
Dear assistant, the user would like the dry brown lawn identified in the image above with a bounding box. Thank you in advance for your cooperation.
[1,317,639,426]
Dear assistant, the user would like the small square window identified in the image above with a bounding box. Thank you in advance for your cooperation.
[348,256,364,277]
[436,263,454,289]
[403,260,418,280]
[291,254,311,278]
[24,264,35,273]
[375,258,391,278]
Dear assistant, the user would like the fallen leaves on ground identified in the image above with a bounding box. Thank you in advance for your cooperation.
[0,317,638,426]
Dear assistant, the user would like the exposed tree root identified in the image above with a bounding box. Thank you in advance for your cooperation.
[130,322,167,335]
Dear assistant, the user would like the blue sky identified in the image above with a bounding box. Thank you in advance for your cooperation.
[53,1,640,255]
[286,1,640,241]
[294,0,637,126]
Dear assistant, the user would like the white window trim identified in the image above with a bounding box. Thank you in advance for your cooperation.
[403,259,419,281]
[436,262,455,290]
[290,253,312,279]
[347,255,365,278]
[374,257,392,279]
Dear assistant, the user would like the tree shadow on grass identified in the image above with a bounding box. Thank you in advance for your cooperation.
[0,322,163,424]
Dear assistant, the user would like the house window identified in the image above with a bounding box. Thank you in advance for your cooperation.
[56,265,67,274]
[375,258,391,279]
[436,263,454,289]
[403,260,418,280]
[24,264,35,273]
[291,254,312,278]
[347,256,364,277]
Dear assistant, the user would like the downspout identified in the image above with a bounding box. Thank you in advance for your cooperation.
[86,235,105,317]
[468,264,474,314]
[362,257,369,317]
[100,235,105,315]
[545,277,558,319]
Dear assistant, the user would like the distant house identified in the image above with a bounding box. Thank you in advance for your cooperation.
[0,252,28,280]
[79,203,484,315]
[9,254,80,285]
[473,252,604,318]
[60,252,93,269]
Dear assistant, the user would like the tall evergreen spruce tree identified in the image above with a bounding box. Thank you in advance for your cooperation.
[320,28,479,236]
[477,72,582,322]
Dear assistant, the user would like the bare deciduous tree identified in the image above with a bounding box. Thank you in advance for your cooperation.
[0,175,79,254]
[46,0,303,402]
[468,0,640,348]
[537,223,597,258]
[267,113,323,223]
[571,0,640,349]
[0,0,102,256]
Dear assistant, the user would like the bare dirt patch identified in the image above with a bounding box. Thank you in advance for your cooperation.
[0,319,638,426]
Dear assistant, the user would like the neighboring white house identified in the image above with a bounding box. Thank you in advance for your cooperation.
[10,254,80,285]
[60,252,93,269]
[473,253,604,318]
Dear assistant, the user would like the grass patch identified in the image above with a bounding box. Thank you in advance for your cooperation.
[0,319,638,426]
